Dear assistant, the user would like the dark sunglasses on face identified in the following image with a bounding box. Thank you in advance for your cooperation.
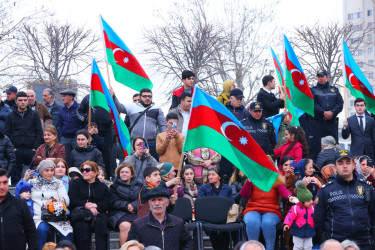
[141,95,152,98]
[81,168,93,173]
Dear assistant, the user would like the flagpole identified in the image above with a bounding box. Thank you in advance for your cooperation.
[88,106,92,129]
[172,153,185,204]
[341,42,348,120]
[105,61,112,88]
[281,35,288,115]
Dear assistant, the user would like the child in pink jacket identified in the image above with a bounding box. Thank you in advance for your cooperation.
[283,180,315,250]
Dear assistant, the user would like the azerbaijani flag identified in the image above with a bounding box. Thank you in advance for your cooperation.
[90,59,131,156]
[270,46,300,126]
[342,41,375,114]
[100,16,153,92]
[283,35,314,117]
[183,87,279,191]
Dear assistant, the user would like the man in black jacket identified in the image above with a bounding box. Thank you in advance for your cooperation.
[257,75,285,118]
[128,187,193,250]
[5,91,43,184]
[0,169,38,249]
[314,150,375,250]
[225,88,250,121]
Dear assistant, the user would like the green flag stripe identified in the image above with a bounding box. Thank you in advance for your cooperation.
[90,90,109,112]
[183,126,279,192]
[345,79,375,114]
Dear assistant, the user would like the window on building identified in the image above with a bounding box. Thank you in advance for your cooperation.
[350,100,354,107]
[348,37,361,45]
[368,34,373,42]
[351,24,363,32]
[354,49,363,56]
[369,47,374,54]
[348,12,362,20]
[369,22,375,29]
[369,72,374,79]
[368,10,373,16]
[358,62,364,67]
[369,60,374,65]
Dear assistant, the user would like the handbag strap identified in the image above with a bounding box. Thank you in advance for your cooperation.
[129,106,152,133]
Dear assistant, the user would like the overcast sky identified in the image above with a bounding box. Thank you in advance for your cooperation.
[16,0,343,111]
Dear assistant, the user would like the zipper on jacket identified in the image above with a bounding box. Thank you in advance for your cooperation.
[304,208,307,238]
[347,185,355,232]
[162,231,164,250]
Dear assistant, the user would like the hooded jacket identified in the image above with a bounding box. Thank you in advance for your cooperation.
[217,80,234,105]
[171,86,194,109]
[68,144,105,169]
[113,96,166,143]
[284,202,315,238]
[123,138,158,184]
[4,106,43,150]
[0,101,11,132]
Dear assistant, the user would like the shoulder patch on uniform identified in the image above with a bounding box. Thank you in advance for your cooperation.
[358,178,372,186]
[321,181,333,189]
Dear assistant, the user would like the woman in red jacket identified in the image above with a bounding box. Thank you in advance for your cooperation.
[241,170,296,250]
[274,126,309,163]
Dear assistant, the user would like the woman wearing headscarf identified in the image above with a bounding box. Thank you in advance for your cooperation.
[315,136,339,170]
[217,80,235,105]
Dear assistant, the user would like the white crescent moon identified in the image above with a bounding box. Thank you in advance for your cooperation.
[221,121,240,141]
[113,48,124,63]
[291,69,301,74]
[348,73,354,83]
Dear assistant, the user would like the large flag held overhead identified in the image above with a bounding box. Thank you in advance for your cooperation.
[283,35,314,117]
[90,59,131,157]
[270,46,300,126]
[183,87,279,192]
[342,41,375,114]
[100,16,153,92]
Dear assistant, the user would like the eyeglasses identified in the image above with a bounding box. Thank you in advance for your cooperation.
[141,95,152,99]
[80,168,93,173]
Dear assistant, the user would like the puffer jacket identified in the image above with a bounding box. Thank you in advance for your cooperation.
[171,86,194,109]
[128,212,193,250]
[284,203,315,238]
[0,101,11,132]
[68,145,104,169]
[274,141,303,163]
[113,96,166,143]
[108,178,143,228]
[198,183,234,203]
[123,154,158,184]
[0,132,16,171]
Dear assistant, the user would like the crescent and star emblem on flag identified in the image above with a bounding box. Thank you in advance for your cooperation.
[291,69,305,86]
[221,121,248,145]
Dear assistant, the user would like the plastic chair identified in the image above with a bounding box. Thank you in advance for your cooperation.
[170,197,203,250]
[195,197,246,250]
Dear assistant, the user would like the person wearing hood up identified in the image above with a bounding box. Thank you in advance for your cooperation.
[123,137,158,184]
[217,80,236,105]
[294,158,322,199]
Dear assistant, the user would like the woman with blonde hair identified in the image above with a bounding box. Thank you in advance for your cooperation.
[33,125,65,166]
[120,240,144,250]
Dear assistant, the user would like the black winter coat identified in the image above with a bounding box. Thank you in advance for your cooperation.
[68,178,110,213]
[314,174,375,246]
[0,132,15,171]
[316,148,336,170]
[77,94,113,132]
[4,107,43,149]
[68,144,105,169]
[128,212,193,250]
[108,177,143,228]
[225,102,250,121]
[311,81,343,122]
[0,193,38,250]
[242,116,276,155]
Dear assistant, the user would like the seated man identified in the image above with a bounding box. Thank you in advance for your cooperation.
[128,186,193,249]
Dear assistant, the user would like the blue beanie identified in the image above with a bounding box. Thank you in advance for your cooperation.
[294,159,307,176]
[15,180,33,198]
[158,162,174,177]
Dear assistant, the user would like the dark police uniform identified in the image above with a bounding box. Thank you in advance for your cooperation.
[310,81,343,161]
[242,115,275,155]
[314,174,375,249]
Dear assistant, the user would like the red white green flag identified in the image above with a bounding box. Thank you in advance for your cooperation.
[283,35,314,117]
[270,46,300,126]
[183,87,279,192]
[100,16,153,92]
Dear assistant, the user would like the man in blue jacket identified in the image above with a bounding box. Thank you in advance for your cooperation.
[58,90,83,161]
[314,149,375,250]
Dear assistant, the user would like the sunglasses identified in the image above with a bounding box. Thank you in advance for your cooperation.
[141,95,152,98]
[80,168,93,173]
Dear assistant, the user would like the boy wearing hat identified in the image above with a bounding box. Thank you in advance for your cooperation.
[158,163,184,197]
[283,180,315,250]
[15,180,34,216]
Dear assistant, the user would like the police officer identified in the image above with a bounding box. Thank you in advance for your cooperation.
[242,102,275,155]
[314,149,375,250]
[310,69,343,162]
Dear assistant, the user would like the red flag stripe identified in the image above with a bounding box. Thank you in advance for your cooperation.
[190,105,278,173]
[91,74,105,93]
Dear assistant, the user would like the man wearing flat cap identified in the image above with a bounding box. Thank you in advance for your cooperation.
[242,102,276,155]
[58,90,83,161]
[127,186,193,249]
[310,69,343,162]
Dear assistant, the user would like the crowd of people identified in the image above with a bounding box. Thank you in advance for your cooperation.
[0,68,374,250]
